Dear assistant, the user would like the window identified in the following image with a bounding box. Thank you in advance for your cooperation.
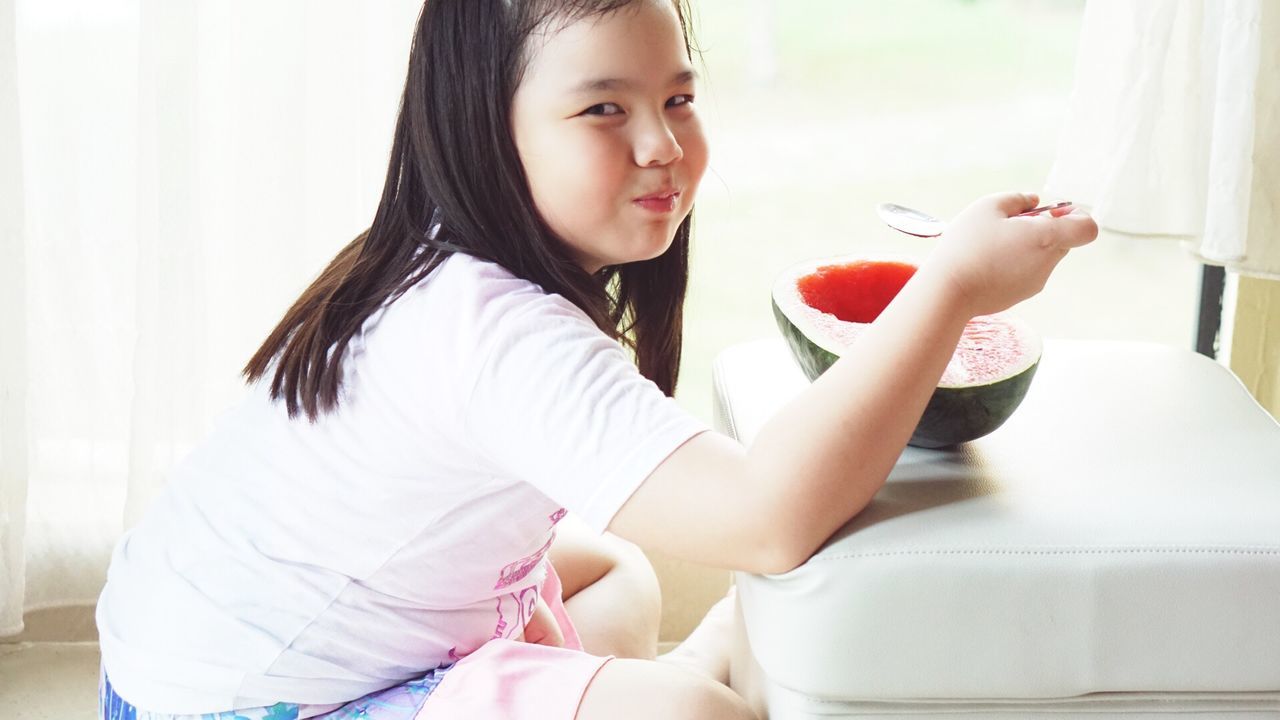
[678,0,1202,422]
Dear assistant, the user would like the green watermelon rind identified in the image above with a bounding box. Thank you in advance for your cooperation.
[908,360,1039,448]
[771,255,1042,449]
[772,300,840,382]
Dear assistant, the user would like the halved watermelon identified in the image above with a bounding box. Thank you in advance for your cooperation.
[772,255,1041,448]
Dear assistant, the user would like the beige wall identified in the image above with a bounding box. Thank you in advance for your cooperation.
[1230,276,1280,421]
[650,552,732,647]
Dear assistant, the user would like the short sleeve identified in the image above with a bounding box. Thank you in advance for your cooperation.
[461,288,709,533]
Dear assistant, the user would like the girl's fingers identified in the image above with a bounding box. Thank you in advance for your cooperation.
[1053,212,1100,248]
[1020,205,1097,249]
[991,192,1040,216]
[519,595,565,647]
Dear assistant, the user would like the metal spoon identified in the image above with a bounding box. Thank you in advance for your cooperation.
[877,201,1073,238]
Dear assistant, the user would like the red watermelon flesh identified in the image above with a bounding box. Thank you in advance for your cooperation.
[797,261,917,324]
[792,260,1034,388]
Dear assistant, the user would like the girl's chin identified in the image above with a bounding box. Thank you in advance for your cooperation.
[629,233,679,264]
[570,227,683,272]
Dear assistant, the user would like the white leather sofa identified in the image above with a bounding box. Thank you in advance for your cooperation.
[716,337,1280,719]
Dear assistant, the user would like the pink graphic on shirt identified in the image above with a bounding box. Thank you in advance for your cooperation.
[492,587,540,640]
[519,586,538,623]
[493,532,555,591]
[492,596,509,639]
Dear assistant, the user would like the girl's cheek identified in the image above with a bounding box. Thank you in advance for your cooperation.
[578,135,632,188]
[680,128,709,178]
[675,112,707,152]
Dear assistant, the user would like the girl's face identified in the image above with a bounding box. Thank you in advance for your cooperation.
[512,0,708,274]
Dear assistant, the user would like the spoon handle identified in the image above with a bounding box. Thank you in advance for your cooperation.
[1015,201,1072,217]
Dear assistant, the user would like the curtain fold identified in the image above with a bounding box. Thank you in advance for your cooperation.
[0,0,422,637]
[1,0,31,636]
[1045,0,1280,279]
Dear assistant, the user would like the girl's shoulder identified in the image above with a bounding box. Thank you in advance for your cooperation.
[422,251,537,301]
[447,251,533,287]
[419,251,590,327]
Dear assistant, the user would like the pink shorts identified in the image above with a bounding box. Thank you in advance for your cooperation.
[414,562,613,719]
[101,564,610,720]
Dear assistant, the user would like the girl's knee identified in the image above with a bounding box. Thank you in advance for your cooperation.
[607,537,661,606]
[679,677,756,720]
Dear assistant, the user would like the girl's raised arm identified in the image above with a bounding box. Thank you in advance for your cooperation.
[608,193,1098,575]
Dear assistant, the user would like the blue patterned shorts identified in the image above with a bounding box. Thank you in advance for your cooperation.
[99,664,453,720]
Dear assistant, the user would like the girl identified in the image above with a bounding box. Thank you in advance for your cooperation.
[95,0,1097,719]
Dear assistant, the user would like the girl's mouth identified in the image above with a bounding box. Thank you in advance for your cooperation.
[633,190,680,213]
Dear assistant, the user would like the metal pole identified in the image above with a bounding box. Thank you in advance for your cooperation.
[1195,264,1226,358]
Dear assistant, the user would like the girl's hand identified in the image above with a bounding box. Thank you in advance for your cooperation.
[923,192,1099,318]
[517,594,565,648]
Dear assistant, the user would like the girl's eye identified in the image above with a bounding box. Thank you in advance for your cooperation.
[667,94,694,108]
[583,102,623,116]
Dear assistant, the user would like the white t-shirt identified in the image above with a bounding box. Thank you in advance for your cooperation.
[95,252,710,714]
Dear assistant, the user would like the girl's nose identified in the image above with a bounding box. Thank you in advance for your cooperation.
[634,118,684,167]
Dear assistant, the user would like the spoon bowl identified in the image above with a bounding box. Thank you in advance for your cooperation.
[876,203,946,237]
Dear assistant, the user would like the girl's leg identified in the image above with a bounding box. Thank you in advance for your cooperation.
[656,585,736,684]
[575,658,756,720]
[549,515,662,659]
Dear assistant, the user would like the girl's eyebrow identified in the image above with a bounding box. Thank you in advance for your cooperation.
[571,69,697,94]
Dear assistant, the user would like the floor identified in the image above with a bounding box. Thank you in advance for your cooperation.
[0,642,100,720]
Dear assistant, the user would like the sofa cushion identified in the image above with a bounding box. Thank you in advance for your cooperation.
[715,339,1280,701]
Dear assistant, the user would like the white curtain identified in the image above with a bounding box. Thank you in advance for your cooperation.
[1045,0,1280,279]
[0,0,424,636]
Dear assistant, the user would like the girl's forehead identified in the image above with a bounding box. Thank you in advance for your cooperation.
[521,0,690,90]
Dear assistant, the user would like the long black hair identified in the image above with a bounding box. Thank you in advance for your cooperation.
[244,0,696,421]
